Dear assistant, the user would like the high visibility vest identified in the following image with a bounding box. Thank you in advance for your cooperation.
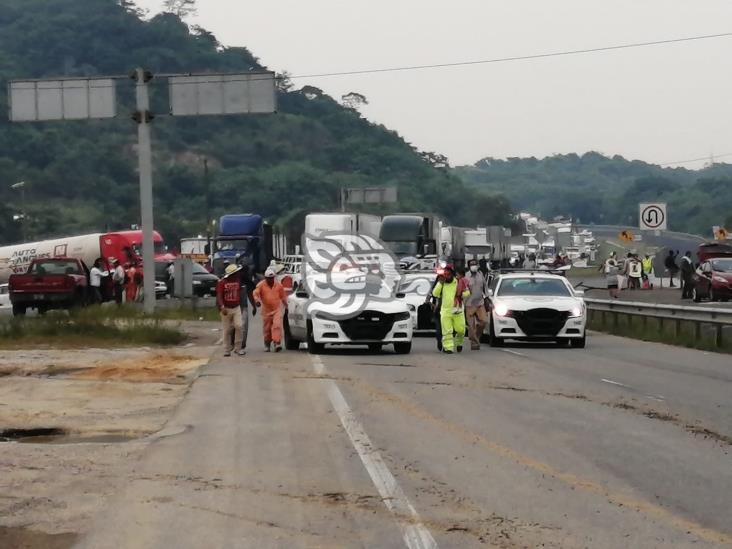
[642,258,653,274]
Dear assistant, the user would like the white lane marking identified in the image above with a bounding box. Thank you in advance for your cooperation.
[601,378,631,389]
[499,349,526,358]
[645,395,666,402]
[311,356,438,549]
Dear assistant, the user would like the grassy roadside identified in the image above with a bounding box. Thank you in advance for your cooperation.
[588,310,732,354]
[0,306,203,348]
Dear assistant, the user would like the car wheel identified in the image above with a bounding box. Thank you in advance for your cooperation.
[692,287,701,303]
[12,304,26,317]
[307,322,324,354]
[368,343,382,353]
[571,334,587,349]
[394,342,412,354]
[488,321,504,347]
[283,313,300,351]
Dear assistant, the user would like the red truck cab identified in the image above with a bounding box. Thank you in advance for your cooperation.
[8,257,89,316]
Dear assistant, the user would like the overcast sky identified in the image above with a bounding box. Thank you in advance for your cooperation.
[136,0,732,169]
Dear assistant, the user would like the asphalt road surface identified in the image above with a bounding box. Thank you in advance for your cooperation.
[76,324,731,549]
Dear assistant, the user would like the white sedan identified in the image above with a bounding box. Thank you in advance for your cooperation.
[485,272,586,348]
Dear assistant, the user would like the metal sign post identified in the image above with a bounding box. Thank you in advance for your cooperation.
[133,68,156,314]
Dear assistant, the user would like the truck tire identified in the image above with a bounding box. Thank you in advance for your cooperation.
[394,342,412,354]
[570,334,587,349]
[12,304,26,317]
[283,314,300,351]
[307,322,325,354]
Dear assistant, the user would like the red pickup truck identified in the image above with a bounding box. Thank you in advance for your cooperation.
[8,257,89,316]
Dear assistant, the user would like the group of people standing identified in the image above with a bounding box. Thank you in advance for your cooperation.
[602,251,654,298]
[88,257,143,305]
[429,259,490,354]
[216,260,288,357]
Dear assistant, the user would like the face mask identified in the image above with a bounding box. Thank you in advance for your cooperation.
[470,265,478,273]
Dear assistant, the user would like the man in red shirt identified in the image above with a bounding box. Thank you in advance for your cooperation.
[217,264,245,357]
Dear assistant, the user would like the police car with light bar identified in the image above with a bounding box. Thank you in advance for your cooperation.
[484,270,586,348]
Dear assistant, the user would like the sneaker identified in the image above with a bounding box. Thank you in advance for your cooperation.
[443,349,454,354]
[264,344,271,352]
[223,351,232,357]
[274,345,282,353]
[471,344,480,351]
[235,350,246,356]
[457,346,463,353]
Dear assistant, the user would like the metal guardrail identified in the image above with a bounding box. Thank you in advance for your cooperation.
[584,298,732,347]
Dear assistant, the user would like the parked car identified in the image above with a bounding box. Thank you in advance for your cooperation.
[155,280,168,300]
[191,262,218,297]
[692,257,732,302]
[485,271,586,348]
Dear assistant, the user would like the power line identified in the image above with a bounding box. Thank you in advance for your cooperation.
[289,31,732,80]
[660,152,732,166]
[10,31,732,91]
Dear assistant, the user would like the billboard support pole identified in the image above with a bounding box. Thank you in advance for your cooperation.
[134,68,156,315]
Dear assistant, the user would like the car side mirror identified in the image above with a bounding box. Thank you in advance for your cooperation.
[396,292,406,299]
[295,290,309,299]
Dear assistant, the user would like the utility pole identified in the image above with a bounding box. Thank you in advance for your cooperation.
[132,68,156,315]
[204,157,211,259]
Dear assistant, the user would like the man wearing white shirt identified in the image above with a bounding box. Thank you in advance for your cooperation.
[111,258,125,305]
[89,258,108,304]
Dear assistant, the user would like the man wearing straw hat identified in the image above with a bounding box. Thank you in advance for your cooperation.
[216,263,246,357]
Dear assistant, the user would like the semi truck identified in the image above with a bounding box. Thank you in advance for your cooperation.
[0,230,172,285]
[379,214,442,259]
[304,213,381,240]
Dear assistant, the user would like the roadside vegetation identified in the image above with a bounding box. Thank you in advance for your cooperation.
[588,311,732,354]
[0,306,200,348]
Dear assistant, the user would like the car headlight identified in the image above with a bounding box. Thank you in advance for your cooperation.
[713,276,728,284]
[494,303,511,317]
[569,305,584,318]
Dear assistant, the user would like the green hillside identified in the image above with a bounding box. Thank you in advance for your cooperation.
[0,0,514,247]
[455,152,732,235]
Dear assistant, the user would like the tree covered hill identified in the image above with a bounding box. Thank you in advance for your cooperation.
[454,152,732,236]
[0,0,514,247]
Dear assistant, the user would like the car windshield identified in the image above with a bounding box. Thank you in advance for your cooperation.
[711,259,732,272]
[192,263,210,274]
[497,277,571,297]
[30,261,82,275]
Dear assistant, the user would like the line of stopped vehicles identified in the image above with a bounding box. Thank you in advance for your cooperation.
[0,212,591,353]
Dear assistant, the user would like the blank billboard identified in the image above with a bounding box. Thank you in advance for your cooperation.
[9,78,116,121]
[169,72,276,116]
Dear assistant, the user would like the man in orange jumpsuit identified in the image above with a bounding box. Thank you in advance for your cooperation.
[253,268,288,352]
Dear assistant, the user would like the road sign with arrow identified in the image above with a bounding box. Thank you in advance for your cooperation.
[639,203,667,231]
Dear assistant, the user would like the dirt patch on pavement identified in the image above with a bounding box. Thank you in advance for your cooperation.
[0,340,215,543]
[0,526,77,549]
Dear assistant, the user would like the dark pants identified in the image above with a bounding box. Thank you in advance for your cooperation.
[113,283,124,305]
[681,276,693,299]
[433,310,442,351]
[91,287,103,304]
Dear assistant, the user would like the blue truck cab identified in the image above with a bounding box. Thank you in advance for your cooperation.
[213,214,273,277]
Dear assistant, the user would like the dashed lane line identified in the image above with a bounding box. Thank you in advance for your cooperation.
[311,355,438,549]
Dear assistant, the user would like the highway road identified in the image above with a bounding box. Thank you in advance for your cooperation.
[75,325,732,549]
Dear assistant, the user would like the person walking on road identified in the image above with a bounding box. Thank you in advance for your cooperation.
[464,259,487,350]
[253,268,288,352]
[665,250,680,287]
[432,264,470,354]
[125,264,139,303]
[642,254,654,285]
[111,258,125,305]
[217,264,246,357]
[232,262,257,352]
[680,251,695,299]
[89,258,108,304]
[426,274,444,352]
